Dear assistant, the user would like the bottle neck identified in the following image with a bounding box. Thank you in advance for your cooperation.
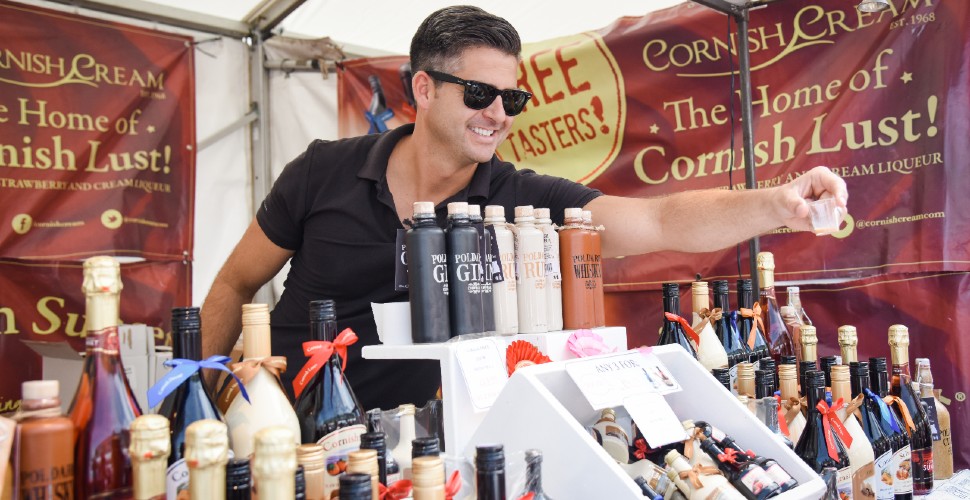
[524,457,544,493]
[758,269,775,290]
[763,400,781,432]
[831,378,852,405]
[805,382,826,413]
[737,288,753,308]
[692,291,710,313]
[891,347,911,377]
[872,370,890,397]
[412,216,439,228]
[779,376,799,400]
[802,344,818,363]
[174,328,203,360]
[787,292,802,309]
[713,291,730,310]
[86,293,120,332]
[242,324,272,359]
[840,344,858,364]
[310,318,337,342]
[133,458,167,500]
[190,462,227,500]
[850,372,870,398]
[662,294,681,316]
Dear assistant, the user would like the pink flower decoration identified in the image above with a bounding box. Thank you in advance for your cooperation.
[566,329,618,358]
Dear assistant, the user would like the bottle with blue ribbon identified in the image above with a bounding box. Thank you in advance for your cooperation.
[293,299,366,499]
[149,307,241,500]
[711,280,746,365]
[869,356,913,499]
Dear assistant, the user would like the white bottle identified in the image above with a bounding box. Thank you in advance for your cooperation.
[224,304,301,458]
[690,281,729,370]
[484,205,518,335]
[778,364,806,445]
[681,420,718,468]
[533,208,563,332]
[389,403,416,480]
[832,365,876,500]
[666,450,746,500]
[591,408,630,463]
[514,206,548,333]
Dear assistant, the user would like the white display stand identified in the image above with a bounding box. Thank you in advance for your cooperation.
[361,327,628,455]
[468,344,826,499]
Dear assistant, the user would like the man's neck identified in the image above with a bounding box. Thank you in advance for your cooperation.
[388,128,478,204]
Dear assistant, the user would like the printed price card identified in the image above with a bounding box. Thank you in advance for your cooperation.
[624,392,690,448]
[455,338,509,411]
[566,351,655,410]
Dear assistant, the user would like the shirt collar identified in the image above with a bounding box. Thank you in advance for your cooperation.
[358,123,494,200]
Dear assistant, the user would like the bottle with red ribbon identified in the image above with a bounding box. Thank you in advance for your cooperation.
[794,371,852,498]
[657,283,698,357]
[699,436,781,500]
[293,299,366,498]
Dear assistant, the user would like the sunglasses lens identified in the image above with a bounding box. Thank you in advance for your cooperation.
[502,91,530,116]
[463,82,496,110]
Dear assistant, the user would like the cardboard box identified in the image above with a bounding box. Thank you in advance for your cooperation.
[20,340,84,413]
[119,324,154,413]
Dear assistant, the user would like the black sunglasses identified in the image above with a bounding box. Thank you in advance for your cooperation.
[425,70,532,116]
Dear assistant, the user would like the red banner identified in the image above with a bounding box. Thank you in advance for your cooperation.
[0,3,195,260]
[337,0,970,286]
[0,258,190,411]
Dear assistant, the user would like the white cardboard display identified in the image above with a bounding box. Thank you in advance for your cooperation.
[361,326,628,454]
[467,344,825,499]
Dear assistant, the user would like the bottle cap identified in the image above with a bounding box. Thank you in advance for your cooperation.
[831,364,850,382]
[563,207,582,219]
[691,281,709,294]
[359,432,386,452]
[82,255,123,295]
[21,380,58,401]
[888,324,910,346]
[533,207,551,220]
[411,437,440,459]
[736,279,752,292]
[582,210,593,223]
[810,370,826,388]
[186,419,229,469]
[296,443,325,470]
[172,307,201,332]
[412,456,445,488]
[737,394,749,404]
[514,205,534,219]
[347,449,378,477]
[412,201,435,216]
[663,449,686,467]
[838,325,858,345]
[712,280,729,294]
[241,303,270,326]
[475,444,505,472]
[778,364,797,379]
[398,403,416,416]
[600,407,617,421]
[800,325,818,345]
[447,202,468,215]
[780,355,798,365]
[252,426,297,478]
[339,473,373,496]
[467,204,482,218]
[787,286,800,296]
[130,414,171,461]
[226,458,251,487]
[661,282,679,297]
[756,252,775,271]
[484,205,506,219]
[309,299,336,322]
[525,449,543,466]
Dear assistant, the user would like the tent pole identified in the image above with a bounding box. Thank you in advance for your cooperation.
[250,31,277,304]
[735,8,760,292]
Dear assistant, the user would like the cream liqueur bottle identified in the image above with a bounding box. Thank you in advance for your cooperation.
[514,205,548,333]
[484,205,518,335]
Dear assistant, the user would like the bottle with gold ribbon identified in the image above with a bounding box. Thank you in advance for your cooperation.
[690,281,728,371]
[293,299,365,497]
[224,303,301,457]
[888,325,934,495]
[657,283,698,357]
[756,252,795,365]
[831,365,876,499]
[736,279,770,361]
[664,449,744,500]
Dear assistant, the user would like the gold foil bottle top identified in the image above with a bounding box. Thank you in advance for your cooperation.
[82,255,123,295]
[412,456,445,488]
[130,415,171,462]
[889,324,910,347]
[412,201,435,217]
[514,205,534,219]
[186,419,229,469]
[800,325,818,345]
[296,444,325,471]
[756,252,775,288]
[447,202,468,216]
[838,326,858,346]
[253,426,297,477]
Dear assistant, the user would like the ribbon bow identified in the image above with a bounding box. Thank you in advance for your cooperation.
[292,328,359,399]
[679,463,722,489]
[444,470,462,500]
[727,311,741,348]
[717,447,740,464]
[738,304,765,349]
[633,437,649,460]
[696,307,723,334]
[378,479,412,500]
[844,394,866,423]
[518,494,535,500]
[218,356,287,412]
[816,398,853,461]
[884,395,917,434]
[148,356,249,409]
[664,312,701,348]
[865,388,902,433]
[773,395,791,437]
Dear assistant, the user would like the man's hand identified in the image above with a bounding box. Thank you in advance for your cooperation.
[772,166,848,232]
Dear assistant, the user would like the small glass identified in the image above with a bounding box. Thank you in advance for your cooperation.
[808,198,846,235]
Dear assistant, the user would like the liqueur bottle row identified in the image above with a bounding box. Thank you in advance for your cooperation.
[406,202,606,342]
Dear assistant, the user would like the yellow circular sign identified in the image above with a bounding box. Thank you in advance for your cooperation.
[496,32,625,185]
[101,209,123,229]
[11,214,32,234]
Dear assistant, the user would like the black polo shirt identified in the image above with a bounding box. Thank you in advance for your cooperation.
[256,123,601,411]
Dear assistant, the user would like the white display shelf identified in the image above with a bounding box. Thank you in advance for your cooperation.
[468,344,826,499]
[361,327,628,455]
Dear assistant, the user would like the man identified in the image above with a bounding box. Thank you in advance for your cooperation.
[201,6,847,411]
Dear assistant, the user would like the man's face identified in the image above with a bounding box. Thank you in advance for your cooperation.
[425,46,519,166]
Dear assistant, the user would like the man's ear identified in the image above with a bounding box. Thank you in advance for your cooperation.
[412,71,436,111]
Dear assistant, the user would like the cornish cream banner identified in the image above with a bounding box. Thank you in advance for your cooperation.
[336,0,970,285]
[0,3,196,260]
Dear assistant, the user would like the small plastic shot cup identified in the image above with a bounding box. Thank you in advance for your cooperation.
[808,198,846,235]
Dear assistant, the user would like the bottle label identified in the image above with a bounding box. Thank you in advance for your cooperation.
[706,485,738,500]
[852,460,875,500]
[873,451,894,499]
[18,464,73,499]
[541,232,561,282]
[892,445,914,494]
[922,397,941,440]
[737,466,776,497]
[836,466,852,498]
[166,459,189,500]
[912,446,934,486]
[318,424,367,498]
[763,462,794,487]
[395,229,408,291]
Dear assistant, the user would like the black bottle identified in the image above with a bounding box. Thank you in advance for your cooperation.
[737,279,770,360]
[360,432,390,486]
[412,436,440,459]
[850,361,895,500]
[700,437,781,500]
[712,280,746,356]
[406,201,451,343]
[713,368,731,392]
[755,370,772,399]
[158,307,224,495]
[819,356,839,389]
[338,473,373,500]
[468,204,496,333]
[476,444,506,500]
[446,202,485,336]
[794,371,851,496]
[517,449,552,500]
[634,476,663,500]
[293,300,366,444]
[226,458,251,500]
[294,465,306,500]
[657,283,697,357]
[759,358,777,393]
[366,409,400,482]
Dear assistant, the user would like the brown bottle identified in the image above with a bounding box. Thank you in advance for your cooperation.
[916,358,952,480]
[14,380,75,500]
[582,210,606,327]
[558,208,596,329]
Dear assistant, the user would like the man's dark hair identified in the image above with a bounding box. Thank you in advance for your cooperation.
[409,6,521,73]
